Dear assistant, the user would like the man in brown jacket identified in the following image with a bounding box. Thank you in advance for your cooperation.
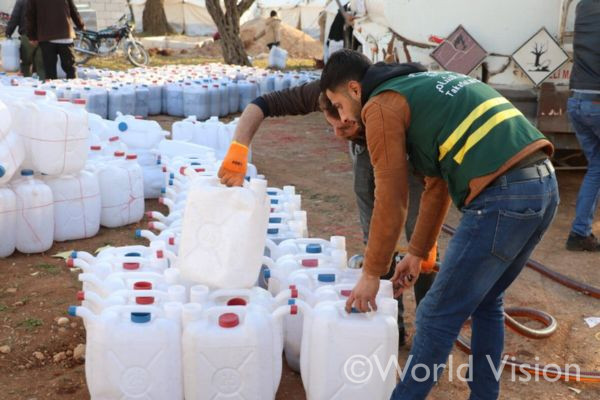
[321,49,558,399]
[255,10,281,50]
[26,0,84,79]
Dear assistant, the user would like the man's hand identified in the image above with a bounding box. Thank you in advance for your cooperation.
[218,141,248,187]
[390,253,423,297]
[345,272,380,313]
[30,40,38,46]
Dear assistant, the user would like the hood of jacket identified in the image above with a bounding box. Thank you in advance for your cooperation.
[360,62,427,105]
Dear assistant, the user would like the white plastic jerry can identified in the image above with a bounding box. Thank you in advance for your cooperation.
[312,281,395,304]
[142,162,165,200]
[189,286,291,313]
[114,112,166,150]
[0,130,26,185]
[262,251,347,296]
[122,154,145,224]
[97,153,144,228]
[0,99,11,139]
[31,96,89,175]
[0,186,17,257]
[77,268,181,299]
[182,303,297,400]
[273,236,347,259]
[11,169,54,254]
[74,242,174,264]
[78,285,187,315]
[135,229,180,255]
[44,170,101,241]
[172,116,197,142]
[67,255,169,280]
[300,300,399,400]
[70,304,184,400]
[175,178,270,289]
[1,38,20,72]
[266,221,305,244]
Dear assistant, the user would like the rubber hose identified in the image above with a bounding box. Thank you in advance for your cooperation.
[438,223,600,383]
[441,224,600,299]
[455,335,600,383]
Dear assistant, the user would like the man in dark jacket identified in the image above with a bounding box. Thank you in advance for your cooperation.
[5,0,45,79]
[26,0,84,79]
[565,0,600,252]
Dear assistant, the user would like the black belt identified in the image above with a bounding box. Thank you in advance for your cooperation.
[489,159,554,188]
[571,91,600,102]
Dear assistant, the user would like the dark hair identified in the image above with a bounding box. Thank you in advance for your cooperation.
[319,92,339,118]
[270,10,277,17]
[320,49,372,92]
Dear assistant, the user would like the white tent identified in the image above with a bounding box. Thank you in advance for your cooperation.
[250,0,326,39]
[0,0,15,14]
[130,0,215,36]
[183,0,217,36]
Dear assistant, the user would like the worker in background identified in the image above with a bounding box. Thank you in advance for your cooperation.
[26,0,84,80]
[565,0,600,252]
[217,76,437,347]
[4,0,45,80]
[324,4,348,62]
[320,49,558,399]
[255,10,281,50]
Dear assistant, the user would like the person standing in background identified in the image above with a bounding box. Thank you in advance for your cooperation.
[26,0,84,80]
[255,10,281,50]
[565,0,600,252]
[5,0,45,80]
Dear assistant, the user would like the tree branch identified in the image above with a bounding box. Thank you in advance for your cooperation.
[237,0,255,15]
[205,0,225,23]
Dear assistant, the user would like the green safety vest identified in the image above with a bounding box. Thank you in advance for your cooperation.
[368,72,548,207]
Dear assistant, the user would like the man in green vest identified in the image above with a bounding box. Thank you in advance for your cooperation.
[320,49,559,399]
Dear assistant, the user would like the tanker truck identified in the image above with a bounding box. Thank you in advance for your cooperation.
[323,0,582,168]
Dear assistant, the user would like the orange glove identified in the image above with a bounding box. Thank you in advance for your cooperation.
[218,141,249,187]
[420,242,438,274]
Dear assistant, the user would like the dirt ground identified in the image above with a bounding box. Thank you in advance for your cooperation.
[1,112,599,399]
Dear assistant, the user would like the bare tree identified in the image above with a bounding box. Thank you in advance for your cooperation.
[531,42,547,69]
[205,0,255,66]
[143,0,172,36]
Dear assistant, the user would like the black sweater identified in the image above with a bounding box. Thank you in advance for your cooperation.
[570,0,600,91]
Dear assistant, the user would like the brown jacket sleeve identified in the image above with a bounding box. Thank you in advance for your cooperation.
[408,177,451,258]
[361,91,411,277]
[259,80,321,117]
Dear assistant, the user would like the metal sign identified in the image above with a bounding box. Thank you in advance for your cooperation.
[512,27,570,87]
[430,25,487,75]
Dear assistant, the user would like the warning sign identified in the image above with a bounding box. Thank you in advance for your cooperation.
[430,25,487,75]
[512,27,570,87]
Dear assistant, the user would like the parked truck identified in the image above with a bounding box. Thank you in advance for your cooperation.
[324,0,582,168]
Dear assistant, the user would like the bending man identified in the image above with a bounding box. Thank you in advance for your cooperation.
[320,49,558,399]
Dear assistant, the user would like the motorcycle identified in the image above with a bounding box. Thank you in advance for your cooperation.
[74,14,149,67]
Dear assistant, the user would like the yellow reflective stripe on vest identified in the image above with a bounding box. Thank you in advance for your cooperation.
[438,97,510,161]
[453,108,523,164]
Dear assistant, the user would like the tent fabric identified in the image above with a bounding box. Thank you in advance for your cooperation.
[128,0,327,38]
[182,0,216,36]
[165,0,185,34]
[0,0,14,14]
[253,0,327,39]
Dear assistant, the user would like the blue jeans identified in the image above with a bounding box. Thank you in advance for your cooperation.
[391,168,559,400]
[567,97,600,237]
